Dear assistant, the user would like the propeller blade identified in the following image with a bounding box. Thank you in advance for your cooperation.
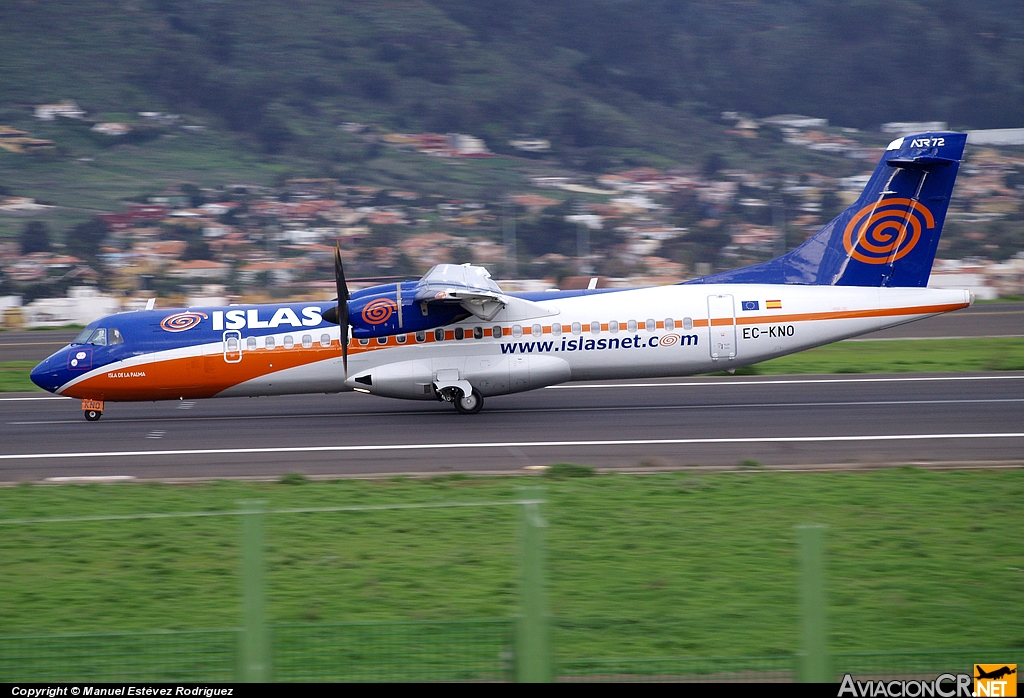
[335,242,350,376]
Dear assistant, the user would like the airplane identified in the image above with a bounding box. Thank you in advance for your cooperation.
[975,666,1016,681]
[31,132,975,421]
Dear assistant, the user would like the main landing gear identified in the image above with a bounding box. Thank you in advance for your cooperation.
[437,386,484,415]
[84,409,102,422]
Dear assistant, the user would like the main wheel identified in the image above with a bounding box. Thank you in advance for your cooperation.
[453,388,484,415]
[84,409,102,422]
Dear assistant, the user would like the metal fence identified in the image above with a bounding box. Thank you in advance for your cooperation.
[1,497,1020,682]
[1,626,1018,682]
[0,629,238,683]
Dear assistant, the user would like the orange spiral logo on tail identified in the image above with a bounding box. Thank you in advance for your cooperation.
[361,298,397,325]
[159,311,207,332]
[843,198,934,265]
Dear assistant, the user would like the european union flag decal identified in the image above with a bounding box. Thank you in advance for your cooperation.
[741,300,759,311]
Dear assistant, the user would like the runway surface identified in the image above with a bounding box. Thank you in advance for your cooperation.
[1,302,1022,362]
[2,373,1023,482]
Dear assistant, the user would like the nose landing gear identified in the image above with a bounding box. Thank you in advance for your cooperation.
[82,399,104,422]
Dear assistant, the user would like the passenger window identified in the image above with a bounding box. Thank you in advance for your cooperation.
[320,334,331,347]
[551,324,561,336]
[454,327,464,340]
[665,318,675,331]
[396,333,407,344]
[89,328,107,346]
[415,331,426,343]
[512,325,522,338]
[627,320,637,332]
[358,338,369,346]
[646,319,656,331]
[110,328,124,345]
[492,326,503,338]
[683,317,693,330]
[609,320,619,333]
[590,321,600,335]
[434,328,444,341]
[284,335,294,349]
[571,322,581,335]
[246,337,257,351]
[265,336,275,350]
[376,336,388,345]
[226,337,238,352]
[473,327,483,340]
[302,334,313,348]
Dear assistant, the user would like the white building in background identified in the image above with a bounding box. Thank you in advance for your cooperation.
[881,121,947,135]
[91,122,132,136]
[967,129,1024,146]
[22,287,121,328]
[928,260,998,301]
[761,114,828,129]
[34,101,86,121]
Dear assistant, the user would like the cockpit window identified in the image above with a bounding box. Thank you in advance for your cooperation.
[72,328,93,345]
[110,328,124,345]
[88,328,107,346]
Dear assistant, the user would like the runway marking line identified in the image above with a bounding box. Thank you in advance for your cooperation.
[2,432,1023,461]
[2,373,1022,402]
[548,375,1024,389]
[8,397,1024,426]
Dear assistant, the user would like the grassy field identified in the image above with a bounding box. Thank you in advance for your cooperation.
[2,337,1022,392]
[0,361,37,392]
[1,470,1022,659]
[740,337,1024,375]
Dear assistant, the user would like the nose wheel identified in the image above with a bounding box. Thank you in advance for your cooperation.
[84,409,102,422]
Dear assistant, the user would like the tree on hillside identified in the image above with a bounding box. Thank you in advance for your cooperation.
[65,218,111,260]
[20,220,51,254]
[517,201,576,257]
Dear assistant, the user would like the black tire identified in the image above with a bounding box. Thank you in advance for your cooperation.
[453,388,483,415]
[84,410,102,422]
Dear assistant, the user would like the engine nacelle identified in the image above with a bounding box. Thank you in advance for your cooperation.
[347,354,572,399]
[346,283,467,339]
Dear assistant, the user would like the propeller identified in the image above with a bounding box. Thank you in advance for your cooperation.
[322,242,350,375]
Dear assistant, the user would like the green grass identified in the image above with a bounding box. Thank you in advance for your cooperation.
[0,361,39,391]
[722,337,1024,375]
[1,471,1022,659]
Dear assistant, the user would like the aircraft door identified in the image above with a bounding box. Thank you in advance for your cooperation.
[223,330,242,363]
[707,294,736,360]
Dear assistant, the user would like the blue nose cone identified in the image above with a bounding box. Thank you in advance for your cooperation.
[30,356,60,393]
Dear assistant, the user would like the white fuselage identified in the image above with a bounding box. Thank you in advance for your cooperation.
[223,284,971,400]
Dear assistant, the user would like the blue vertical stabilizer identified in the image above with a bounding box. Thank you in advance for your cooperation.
[686,132,967,287]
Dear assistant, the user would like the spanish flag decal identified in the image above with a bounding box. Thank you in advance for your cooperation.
[766,299,782,309]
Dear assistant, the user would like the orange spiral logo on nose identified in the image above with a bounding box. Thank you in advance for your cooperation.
[361,298,397,325]
[843,198,934,265]
[159,311,208,332]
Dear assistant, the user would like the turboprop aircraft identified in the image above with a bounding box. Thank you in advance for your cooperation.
[32,132,974,420]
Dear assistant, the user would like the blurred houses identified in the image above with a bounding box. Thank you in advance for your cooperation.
[21,287,120,328]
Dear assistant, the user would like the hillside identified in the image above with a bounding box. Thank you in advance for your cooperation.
[5,0,1024,158]
[2,0,1023,279]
